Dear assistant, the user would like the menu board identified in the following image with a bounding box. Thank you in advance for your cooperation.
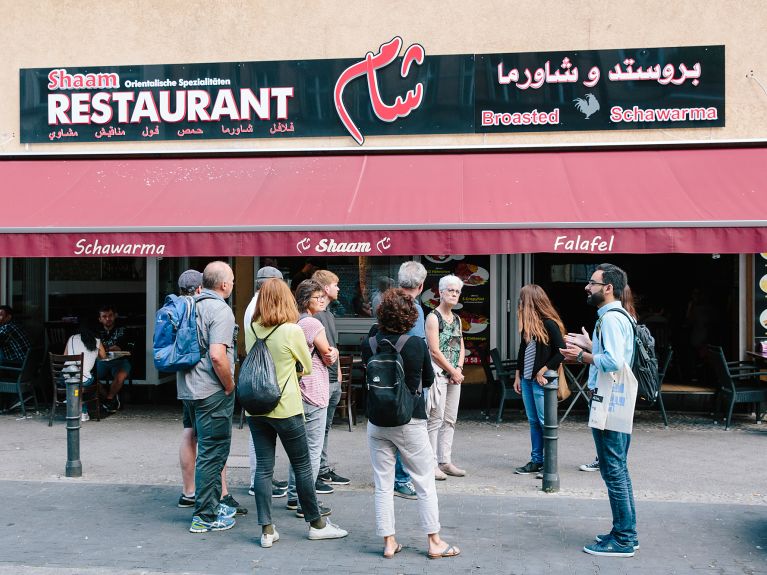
[755,254,767,348]
[421,255,491,365]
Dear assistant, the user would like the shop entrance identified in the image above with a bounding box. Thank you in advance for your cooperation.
[532,253,740,385]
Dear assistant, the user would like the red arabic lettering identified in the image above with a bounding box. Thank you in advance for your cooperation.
[334,36,425,145]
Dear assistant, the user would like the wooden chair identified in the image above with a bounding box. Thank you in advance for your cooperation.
[706,345,767,430]
[48,352,101,426]
[335,355,356,431]
[482,348,520,423]
[0,346,43,416]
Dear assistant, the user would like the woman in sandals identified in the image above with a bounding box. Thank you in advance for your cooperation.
[512,284,566,476]
[246,278,348,548]
[361,288,460,559]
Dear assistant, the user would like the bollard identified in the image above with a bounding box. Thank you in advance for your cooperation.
[541,369,560,493]
[65,380,82,478]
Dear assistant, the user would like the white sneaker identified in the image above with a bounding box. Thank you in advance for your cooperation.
[81,412,90,422]
[579,460,600,472]
[308,519,348,540]
[260,527,280,548]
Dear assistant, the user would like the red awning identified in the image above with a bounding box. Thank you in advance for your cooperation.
[1,147,766,256]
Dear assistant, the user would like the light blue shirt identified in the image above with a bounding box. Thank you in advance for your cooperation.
[587,301,634,390]
[406,303,426,340]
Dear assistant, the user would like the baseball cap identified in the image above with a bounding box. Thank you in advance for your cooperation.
[178,269,203,291]
[256,266,283,280]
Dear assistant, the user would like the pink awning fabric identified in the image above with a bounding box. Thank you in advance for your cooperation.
[1,147,766,257]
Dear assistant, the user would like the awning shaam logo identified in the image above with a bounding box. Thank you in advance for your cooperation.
[296,236,392,254]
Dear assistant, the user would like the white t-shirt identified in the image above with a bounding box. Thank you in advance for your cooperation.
[64,334,102,379]
[243,293,258,330]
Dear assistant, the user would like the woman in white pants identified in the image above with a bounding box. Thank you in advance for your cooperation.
[425,275,466,480]
[362,288,461,560]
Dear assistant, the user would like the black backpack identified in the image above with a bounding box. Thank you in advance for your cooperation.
[601,308,660,404]
[365,334,419,427]
[237,324,285,415]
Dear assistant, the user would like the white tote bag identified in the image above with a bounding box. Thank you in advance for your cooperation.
[588,363,638,434]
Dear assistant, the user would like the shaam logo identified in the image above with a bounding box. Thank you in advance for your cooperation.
[334,37,425,145]
[295,236,392,254]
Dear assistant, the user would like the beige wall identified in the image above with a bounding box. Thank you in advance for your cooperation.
[2,0,766,154]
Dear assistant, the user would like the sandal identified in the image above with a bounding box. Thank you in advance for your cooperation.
[383,543,403,559]
[428,544,461,559]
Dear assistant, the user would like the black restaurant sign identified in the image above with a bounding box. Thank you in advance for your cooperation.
[20,40,724,145]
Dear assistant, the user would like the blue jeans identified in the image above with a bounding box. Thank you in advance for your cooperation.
[520,377,545,464]
[319,378,342,475]
[591,428,637,546]
[394,452,411,487]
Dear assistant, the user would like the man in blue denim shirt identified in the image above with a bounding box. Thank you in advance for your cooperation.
[561,263,637,557]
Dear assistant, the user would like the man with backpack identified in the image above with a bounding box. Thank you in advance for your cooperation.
[560,263,638,557]
[175,269,246,516]
[178,261,238,534]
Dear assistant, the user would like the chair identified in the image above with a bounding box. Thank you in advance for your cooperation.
[482,348,519,423]
[706,345,767,430]
[0,346,43,416]
[655,347,674,427]
[335,355,356,431]
[48,352,102,426]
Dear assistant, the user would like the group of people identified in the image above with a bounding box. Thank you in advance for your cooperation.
[59,304,133,420]
[512,263,639,557]
[173,260,466,558]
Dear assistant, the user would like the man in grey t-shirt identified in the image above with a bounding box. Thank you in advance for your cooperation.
[179,261,238,534]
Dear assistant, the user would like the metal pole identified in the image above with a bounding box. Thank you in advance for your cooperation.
[65,381,82,478]
[542,369,560,493]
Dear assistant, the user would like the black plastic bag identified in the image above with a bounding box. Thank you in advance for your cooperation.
[237,324,285,415]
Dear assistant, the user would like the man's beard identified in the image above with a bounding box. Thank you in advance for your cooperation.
[587,289,605,307]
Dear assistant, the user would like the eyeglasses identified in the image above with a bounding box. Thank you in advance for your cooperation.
[586,280,607,286]
[311,295,327,301]
[443,288,462,295]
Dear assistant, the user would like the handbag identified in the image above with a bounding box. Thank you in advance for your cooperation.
[556,364,571,402]
[588,363,638,434]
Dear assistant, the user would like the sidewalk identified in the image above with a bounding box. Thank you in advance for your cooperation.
[0,406,765,574]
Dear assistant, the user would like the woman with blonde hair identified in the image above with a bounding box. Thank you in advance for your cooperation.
[512,284,566,476]
[246,278,347,548]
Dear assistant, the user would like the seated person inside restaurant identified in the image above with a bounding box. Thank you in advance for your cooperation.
[0,305,31,366]
[97,304,132,413]
[62,320,107,421]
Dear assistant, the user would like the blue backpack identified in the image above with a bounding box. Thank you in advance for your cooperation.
[153,293,213,372]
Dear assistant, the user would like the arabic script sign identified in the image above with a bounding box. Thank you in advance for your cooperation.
[20,43,724,144]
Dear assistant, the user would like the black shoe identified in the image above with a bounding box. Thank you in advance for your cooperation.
[296,503,332,518]
[318,470,350,485]
[315,479,334,494]
[514,461,543,475]
[272,486,288,498]
[272,478,288,489]
[177,493,195,508]
[286,499,298,510]
[220,494,248,515]
[103,397,120,413]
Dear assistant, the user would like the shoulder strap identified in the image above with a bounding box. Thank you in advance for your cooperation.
[393,334,411,353]
[597,308,638,350]
[254,323,282,343]
[432,309,444,331]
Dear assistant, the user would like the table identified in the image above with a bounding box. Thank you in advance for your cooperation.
[559,361,589,423]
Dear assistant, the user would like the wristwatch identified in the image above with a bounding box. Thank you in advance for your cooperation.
[576,350,584,364]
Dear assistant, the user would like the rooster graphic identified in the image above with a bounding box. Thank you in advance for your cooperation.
[573,94,600,119]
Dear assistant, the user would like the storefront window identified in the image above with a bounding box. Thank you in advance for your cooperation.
[268,255,409,318]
